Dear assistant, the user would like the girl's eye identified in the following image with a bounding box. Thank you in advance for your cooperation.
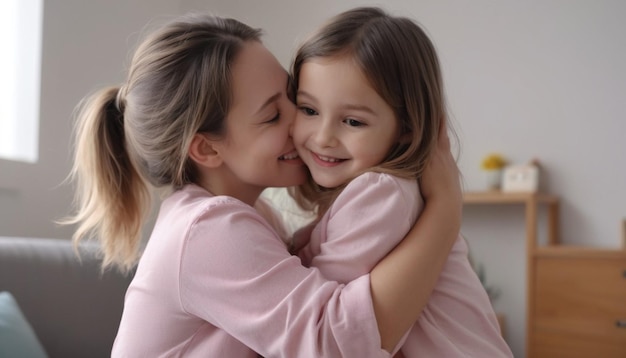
[298,106,318,116]
[344,118,365,127]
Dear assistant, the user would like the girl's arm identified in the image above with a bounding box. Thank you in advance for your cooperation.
[299,172,420,282]
[370,124,462,351]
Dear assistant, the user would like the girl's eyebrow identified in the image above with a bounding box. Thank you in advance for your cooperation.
[298,90,376,115]
[342,103,376,115]
[296,90,316,102]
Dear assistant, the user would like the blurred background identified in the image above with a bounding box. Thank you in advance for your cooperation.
[1,1,624,356]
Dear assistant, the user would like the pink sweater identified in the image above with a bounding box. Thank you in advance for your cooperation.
[299,172,514,357]
[112,184,390,357]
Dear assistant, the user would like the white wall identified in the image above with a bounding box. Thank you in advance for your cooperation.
[0,0,184,238]
[176,0,626,248]
[1,0,624,357]
[181,1,625,357]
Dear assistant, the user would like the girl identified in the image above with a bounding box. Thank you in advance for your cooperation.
[292,7,513,357]
[65,12,463,357]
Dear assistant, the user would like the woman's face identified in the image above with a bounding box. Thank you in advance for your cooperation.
[212,41,306,203]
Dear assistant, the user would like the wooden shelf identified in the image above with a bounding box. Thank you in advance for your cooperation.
[463,191,558,205]
[463,190,560,247]
[462,190,561,358]
[535,245,626,258]
[464,191,626,357]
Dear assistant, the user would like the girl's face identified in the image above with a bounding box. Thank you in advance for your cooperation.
[213,42,305,203]
[293,55,399,188]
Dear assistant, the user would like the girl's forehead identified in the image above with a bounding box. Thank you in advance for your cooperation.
[303,52,359,68]
[299,57,372,93]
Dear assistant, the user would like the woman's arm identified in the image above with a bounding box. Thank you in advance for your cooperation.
[180,200,390,358]
[370,123,462,351]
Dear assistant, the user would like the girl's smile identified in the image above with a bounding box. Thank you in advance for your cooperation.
[310,151,347,166]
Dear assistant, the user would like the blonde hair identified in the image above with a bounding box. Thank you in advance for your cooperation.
[290,7,451,215]
[63,14,261,272]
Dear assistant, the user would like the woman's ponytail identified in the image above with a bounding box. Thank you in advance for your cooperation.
[65,86,150,273]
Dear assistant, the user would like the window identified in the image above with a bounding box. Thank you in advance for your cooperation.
[0,0,43,163]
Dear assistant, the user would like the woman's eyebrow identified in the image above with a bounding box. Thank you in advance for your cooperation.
[255,93,281,114]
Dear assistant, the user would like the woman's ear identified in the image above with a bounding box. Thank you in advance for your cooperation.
[188,133,222,168]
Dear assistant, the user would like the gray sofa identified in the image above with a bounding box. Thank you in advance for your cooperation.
[0,236,133,358]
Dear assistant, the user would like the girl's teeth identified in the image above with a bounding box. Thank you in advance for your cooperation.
[318,155,340,162]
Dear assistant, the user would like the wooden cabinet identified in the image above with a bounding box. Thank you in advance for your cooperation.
[463,191,626,357]
[530,248,626,357]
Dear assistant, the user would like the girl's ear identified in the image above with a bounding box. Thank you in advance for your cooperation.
[188,133,222,168]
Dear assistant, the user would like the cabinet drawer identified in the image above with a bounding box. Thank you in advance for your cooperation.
[534,257,626,319]
[532,256,626,357]
[532,326,626,358]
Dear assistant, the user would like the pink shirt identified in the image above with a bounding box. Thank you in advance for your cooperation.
[112,184,390,357]
[299,172,514,357]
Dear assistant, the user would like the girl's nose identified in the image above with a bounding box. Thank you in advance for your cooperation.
[313,118,337,148]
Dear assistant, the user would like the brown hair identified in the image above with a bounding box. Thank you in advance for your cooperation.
[291,7,450,215]
[63,14,261,272]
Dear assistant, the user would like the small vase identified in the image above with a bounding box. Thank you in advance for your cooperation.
[485,169,502,191]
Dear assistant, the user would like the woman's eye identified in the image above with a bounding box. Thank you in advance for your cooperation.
[299,106,318,116]
[266,112,280,123]
[345,118,365,127]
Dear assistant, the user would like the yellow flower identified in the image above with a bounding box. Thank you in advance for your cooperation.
[481,153,507,170]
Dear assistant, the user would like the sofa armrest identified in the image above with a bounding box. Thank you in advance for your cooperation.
[0,236,133,358]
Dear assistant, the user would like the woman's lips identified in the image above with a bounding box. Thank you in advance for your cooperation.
[279,150,299,160]
[279,150,303,165]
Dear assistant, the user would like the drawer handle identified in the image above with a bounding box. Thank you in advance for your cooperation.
[617,320,626,328]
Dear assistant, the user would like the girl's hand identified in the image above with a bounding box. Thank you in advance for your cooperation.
[290,221,317,255]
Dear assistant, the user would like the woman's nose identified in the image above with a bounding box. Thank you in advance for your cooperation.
[284,102,297,135]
